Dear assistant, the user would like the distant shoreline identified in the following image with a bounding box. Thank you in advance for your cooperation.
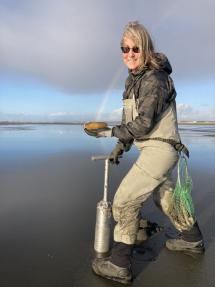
[0,122,82,125]
[0,121,215,126]
[178,121,215,125]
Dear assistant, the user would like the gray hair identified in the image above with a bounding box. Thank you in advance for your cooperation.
[121,21,160,70]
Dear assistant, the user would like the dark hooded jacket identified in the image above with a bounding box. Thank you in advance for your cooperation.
[112,53,178,144]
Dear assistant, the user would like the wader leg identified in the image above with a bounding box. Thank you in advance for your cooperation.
[153,178,174,215]
[113,163,163,244]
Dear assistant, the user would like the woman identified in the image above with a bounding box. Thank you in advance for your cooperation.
[85,21,204,284]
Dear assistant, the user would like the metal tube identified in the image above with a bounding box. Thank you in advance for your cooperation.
[91,155,121,161]
[91,155,110,161]
[94,200,111,254]
[103,159,109,202]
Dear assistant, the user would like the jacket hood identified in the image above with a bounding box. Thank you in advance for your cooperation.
[155,53,172,75]
[154,53,172,74]
[129,53,173,78]
[125,53,176,103]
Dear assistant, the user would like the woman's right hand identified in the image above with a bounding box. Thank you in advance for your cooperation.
[109,142,124,165]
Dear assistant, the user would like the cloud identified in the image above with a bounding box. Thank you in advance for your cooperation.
[0,0,215,93]
[109,108,123,121]
[177,103,215,121]
[0,0,126,93]
[177,103,193,115]
[49,112,74,117]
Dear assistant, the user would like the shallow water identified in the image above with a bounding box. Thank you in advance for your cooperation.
[0,124,215,286]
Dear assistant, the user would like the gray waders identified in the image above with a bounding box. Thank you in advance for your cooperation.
[112,96,183,244]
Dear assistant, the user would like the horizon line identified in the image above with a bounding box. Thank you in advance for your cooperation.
[1,120,215,126]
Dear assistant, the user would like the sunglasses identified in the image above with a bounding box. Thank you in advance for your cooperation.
[121,46,140,53]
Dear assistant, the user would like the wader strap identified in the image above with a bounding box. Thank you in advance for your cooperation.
[139,137,190,158]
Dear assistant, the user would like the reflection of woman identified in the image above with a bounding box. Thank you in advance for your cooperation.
[85,21,204,284]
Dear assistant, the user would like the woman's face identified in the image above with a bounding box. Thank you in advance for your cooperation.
[121,37,142,72]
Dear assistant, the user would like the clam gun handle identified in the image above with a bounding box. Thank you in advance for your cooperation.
[91,155,122,161]
[91,155,110,202]
[91,155,112,161]
[91,155,122,202]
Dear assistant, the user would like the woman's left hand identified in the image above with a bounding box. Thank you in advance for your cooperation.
[84,126,113,138]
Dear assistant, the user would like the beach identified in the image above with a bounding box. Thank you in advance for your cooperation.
[0,124,215,287]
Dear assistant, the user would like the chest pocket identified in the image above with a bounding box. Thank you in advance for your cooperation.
[123,96,139,124]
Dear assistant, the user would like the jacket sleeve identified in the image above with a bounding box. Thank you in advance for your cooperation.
[112,72,170,144]
[118,109,134,149]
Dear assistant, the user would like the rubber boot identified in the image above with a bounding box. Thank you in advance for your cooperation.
[92,242,133,284]
[166,222,205,253]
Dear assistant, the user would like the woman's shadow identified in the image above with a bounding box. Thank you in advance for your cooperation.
[131,217,169,279]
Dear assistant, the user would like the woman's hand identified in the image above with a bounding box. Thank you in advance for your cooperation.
[109,142,124,164]
[84,122,113,138]
[84,126,113,138]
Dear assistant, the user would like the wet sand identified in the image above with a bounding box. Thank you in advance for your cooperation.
[0,125,215,286]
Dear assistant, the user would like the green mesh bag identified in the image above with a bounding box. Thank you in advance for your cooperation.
[168,155,196,231]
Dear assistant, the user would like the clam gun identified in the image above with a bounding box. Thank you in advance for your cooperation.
[91,155,112,258]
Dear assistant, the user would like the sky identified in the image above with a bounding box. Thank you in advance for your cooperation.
[0,0,214,122]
